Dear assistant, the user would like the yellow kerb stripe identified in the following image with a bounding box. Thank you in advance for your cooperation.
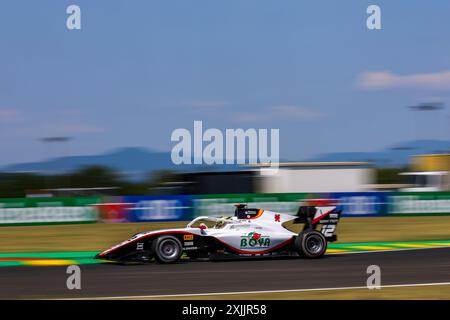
[22,259,75,266]
[426,242,450,246]
[326,249,348,253]
[351,246,392,250]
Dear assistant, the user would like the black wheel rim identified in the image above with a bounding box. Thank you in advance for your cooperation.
[159,239,179,260]
[306,234,323,254]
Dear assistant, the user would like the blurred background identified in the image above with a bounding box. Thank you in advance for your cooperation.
[0,1,450,254]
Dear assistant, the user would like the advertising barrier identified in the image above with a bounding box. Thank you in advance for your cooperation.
[1,191,449,226]
[192,192,450,218]
[95,198,131,223]
[123,195,193,222]
[331,192,388,217]
[0,197,101,225]
[387,192,450,216]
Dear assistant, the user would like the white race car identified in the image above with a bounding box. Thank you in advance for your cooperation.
[96,203,341,264]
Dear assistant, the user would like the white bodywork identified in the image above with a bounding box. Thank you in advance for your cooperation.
[187,210,297,254]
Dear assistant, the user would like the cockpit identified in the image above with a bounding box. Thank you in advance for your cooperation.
[186,216,235,230]
[185,204,263,231]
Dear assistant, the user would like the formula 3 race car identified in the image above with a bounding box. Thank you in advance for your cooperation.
[95,202,341,264]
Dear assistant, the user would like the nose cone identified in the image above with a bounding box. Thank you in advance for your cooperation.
[95,252,109,260]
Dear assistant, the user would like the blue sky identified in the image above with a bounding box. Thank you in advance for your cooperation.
[1,0,450,165]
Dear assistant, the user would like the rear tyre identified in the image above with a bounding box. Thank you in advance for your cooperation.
[152,235,182,264]
[295,230,327,258]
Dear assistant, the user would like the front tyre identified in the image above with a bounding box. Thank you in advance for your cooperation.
[295,230,327,258]
[152,235,183,264]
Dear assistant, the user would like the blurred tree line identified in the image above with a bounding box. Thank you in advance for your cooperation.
[375,167,407,185]
[0,166,181,198]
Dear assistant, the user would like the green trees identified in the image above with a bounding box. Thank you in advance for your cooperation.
[0,166,179,198]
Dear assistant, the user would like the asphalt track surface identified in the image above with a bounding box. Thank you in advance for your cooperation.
[0,247,449,299]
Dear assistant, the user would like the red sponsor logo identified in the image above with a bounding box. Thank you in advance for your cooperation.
[251,232,261,240]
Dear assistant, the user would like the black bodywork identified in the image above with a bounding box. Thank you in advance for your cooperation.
[294,205,341,242]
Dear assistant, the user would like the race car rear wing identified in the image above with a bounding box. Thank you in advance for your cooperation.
[293,205,341,242]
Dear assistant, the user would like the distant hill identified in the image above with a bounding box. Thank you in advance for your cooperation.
[307,140,450,167]
[1,147,240,179]
[2,140,449,179]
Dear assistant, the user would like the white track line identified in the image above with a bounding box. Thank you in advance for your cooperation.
[67,281,450,300]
